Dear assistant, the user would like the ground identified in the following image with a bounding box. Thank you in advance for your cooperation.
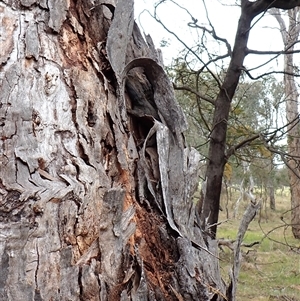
[217,189,300,300]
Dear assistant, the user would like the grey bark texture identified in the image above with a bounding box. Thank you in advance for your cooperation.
[0,0,226,300]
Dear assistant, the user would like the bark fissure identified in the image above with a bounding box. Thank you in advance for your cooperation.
[34,240,40,298]
[0,0,227,300]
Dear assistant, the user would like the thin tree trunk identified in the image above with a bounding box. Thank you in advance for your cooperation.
[0,1,227,300]
[269,185,275,210]
[202,0,300,239]
[224,181,230,219]
[201,3,253,238]
[233,178,245,219]
[272,7,300,238]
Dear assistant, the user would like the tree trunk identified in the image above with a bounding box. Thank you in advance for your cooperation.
[201,2,253,237]
[269,159,276,211]
[284,12,300,239]
[202,0,300,239]
[269,185,275,211]
[272,7,300,238]
[0,0,227,300]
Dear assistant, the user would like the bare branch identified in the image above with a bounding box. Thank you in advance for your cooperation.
[226,113,300,161]
[245,39,300,75]
[148,2,229,87]
[226,134,260,159]
[242,67,300,80]
[247,46,300,55]
[269,0,300,10]
[172,83,215,105]
[188,0,232,57]
[250,0,300,18]
[258,219,300,253]
[259,118,300,181]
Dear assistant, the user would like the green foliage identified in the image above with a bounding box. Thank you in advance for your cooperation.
[168,55,286,188]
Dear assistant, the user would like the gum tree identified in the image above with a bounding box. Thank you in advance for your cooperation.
[271,7,300,238]
[152,0,300,238]
[0,0,228,300]
[178,0,300,238]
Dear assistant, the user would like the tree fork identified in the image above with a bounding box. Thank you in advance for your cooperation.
[201,0,300,238]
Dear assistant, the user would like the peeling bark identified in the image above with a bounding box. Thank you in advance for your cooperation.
[0,0,226,300]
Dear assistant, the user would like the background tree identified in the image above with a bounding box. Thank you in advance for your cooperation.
[169,55,284,215]
[150,0,300,238]
[271,7,300,238]
[201,1,300,238]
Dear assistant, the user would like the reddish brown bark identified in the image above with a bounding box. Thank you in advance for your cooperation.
[0,0,225,300]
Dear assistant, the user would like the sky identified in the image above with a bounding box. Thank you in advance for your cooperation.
[134,0,288,75]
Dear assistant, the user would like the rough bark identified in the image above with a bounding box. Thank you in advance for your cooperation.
[0,0,226,300]
[272,7,300,238]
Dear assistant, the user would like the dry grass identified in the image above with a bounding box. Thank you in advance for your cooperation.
[217,189,300,300]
